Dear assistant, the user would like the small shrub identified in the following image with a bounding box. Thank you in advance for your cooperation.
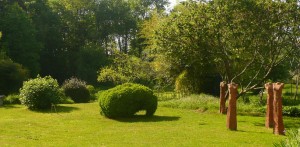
[62,77,90,103]
[86,85,96,100]
[3,94,21,104]
[98,83,157,118]
[58,89,74,104]
[283,106,300,117]
[20,76,61,110]
[175,70,193,95]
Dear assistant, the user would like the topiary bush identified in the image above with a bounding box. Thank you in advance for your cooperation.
[98,83,157,118]
[62,77,90,103]
[20,76,61,110]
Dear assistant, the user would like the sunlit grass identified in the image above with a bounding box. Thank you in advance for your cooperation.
[0,102,298,146]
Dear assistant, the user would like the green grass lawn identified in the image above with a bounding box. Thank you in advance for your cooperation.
[1,102,299,146]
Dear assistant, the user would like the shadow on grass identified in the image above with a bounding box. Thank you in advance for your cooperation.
[0,104,21,109]
[114,115,180,123]
[32,105,80,114]
[252,117,300,129]
[238,112,264,117]
[253,122,265,127]
[284,118,300,129]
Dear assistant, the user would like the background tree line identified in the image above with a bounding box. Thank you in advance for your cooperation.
[0,0,168,95]
[0,0,299,97]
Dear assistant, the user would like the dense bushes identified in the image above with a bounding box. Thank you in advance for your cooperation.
[3,94,21,104]
[20,76,61,110]
[0,59,28,95]
[175,69,220,96]
[283,106,300,117]
[98,83,157,118]
[62,77,90,103]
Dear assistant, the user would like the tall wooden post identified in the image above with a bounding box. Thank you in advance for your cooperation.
[220,81,227,114]
[265,83,274,128]
[273,82,285,135]
[227,83,238,131]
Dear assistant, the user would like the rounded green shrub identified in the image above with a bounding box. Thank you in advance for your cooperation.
[20,76,61,110]
[62,77,90,103]
[98,83,157,118]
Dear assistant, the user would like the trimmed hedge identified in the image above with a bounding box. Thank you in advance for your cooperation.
[20,76,61,110]
[62,77,90,103]
[98,83,157,118]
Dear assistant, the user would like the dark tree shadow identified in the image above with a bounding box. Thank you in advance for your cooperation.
[31,105,80,113]
[237,129,270,135]
[0,104,21,109]
[284,118,300,129]
[113,115,180,123]
[253,122,265,127]
[238,112,264,117]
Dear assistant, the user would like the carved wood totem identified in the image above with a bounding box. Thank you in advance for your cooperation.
[273,82,285,135]
[265,83,274,128]
[220,81,227,114]
[227,83,238,131]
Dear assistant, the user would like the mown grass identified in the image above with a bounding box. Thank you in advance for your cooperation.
[0,102,299,146]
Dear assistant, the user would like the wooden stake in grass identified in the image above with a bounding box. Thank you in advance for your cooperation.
[273,82,285,135]
[227,83,238,131]
[265,83,274,128]
[220,81,227,114]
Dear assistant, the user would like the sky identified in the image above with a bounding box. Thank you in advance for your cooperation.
[168,0,185,9]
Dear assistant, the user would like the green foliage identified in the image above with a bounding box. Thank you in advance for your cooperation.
[283,106,300,117]
[3,94,21,104]
[62,77,90,103]
[0,3,41,76]
[159,93,219,111]
[58,88,74,104]
[86,85,97,101]
[97,67,129,85]
[0,58,28,95]
[98,52,154,86]
[77,43,108,84]
[59,97,75,104]
[274,129,300,147]
[19,76,61,110]
[98,83,157,118]
[175,69,220,96]
[151,0,299,95]
[175,70,193,94]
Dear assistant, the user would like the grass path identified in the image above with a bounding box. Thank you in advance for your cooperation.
[0,102,299,146]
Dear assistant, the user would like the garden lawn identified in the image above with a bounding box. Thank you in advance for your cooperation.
[0,102,299,146]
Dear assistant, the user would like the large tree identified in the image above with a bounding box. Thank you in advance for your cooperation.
[0,3,41,76]
[151,0,299,95]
